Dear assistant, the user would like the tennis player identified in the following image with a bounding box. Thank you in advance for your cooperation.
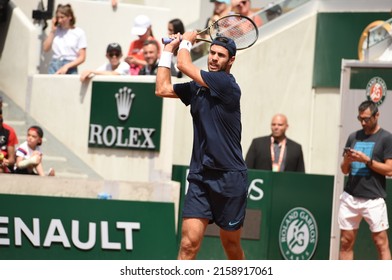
[156,31,248,260]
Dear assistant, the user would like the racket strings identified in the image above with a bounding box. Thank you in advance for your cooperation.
[210,16,258,49]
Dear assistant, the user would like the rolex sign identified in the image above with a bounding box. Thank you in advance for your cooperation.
[88,81,162,151]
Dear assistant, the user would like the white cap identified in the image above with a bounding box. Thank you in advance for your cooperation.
[131,15,151,36]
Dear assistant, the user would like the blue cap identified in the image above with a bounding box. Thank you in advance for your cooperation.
[211,36,237,57]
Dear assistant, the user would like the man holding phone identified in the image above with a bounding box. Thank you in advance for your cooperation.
[339,100,392,260]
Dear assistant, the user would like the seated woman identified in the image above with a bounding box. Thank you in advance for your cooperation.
[14,126,55,176]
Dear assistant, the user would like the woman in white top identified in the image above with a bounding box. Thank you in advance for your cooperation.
[43,4,87,74]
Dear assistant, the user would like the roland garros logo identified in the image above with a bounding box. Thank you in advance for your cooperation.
[366,77,387,106]
[279,207,318,260]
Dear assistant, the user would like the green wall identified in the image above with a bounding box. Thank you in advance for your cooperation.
[172,166,334,260]
[313,12,391,88]
[0,194,177,260]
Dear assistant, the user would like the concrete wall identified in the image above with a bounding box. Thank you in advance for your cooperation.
[0,4,39,110]
[237,10,318,173]
[0,174,181,229]
[28,75,180,183]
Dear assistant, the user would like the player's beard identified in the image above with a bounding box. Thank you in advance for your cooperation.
[208,59,229,72]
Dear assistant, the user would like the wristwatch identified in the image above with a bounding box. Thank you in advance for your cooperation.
[366,159,373,167]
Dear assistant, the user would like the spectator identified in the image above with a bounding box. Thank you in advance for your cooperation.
[232,0,263,27]
[191,1,232,60]
[190,0,232,61]
[138,40,160,76]
[205,0,232,28]
[339,101,392,260]
[126,15,160,75]
[43,4,87,74]
[14,126,55,176]
[245,114,305,172]
[167,18,185,78]
[0,107,18,173]
[80,43,129,82]
[139,40,179,77]
[168,18,185,36]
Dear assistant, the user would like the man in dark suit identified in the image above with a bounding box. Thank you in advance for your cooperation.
[245,114,305,172]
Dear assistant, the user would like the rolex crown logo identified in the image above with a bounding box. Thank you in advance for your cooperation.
[115,87,135,121]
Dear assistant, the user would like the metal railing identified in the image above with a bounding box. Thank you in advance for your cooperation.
[362,18,392,61]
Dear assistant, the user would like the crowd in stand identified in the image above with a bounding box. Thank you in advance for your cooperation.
[44,1,280,80]
[0,1,282,177]
[43,3,184,78]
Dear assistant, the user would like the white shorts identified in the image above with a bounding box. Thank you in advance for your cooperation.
[338,191,389,232]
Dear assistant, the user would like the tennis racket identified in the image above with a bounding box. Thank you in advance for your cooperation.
[161,14,259,50]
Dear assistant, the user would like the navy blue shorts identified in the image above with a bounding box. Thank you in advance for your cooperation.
[182,169,248,231]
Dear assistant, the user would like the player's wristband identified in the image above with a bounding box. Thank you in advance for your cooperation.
[158,51,173,68]
[179,40,192,52]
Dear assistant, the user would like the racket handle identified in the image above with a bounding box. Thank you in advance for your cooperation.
[161,36,183,45]
[161,37,173,44]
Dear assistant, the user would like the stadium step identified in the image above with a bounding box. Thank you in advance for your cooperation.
[1,91,102,179]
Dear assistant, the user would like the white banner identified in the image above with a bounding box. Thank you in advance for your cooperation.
[1,260,391,279]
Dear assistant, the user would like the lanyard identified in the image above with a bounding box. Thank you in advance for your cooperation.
[270,137,286,172]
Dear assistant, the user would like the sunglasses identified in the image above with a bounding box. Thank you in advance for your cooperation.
[108,52,120,58]
[357,115,374,123]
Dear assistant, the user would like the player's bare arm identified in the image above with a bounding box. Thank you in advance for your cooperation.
[156,35,180,98]
[177,31,208,88]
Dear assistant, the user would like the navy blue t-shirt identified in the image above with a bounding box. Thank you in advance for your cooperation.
[174,70,247,172]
